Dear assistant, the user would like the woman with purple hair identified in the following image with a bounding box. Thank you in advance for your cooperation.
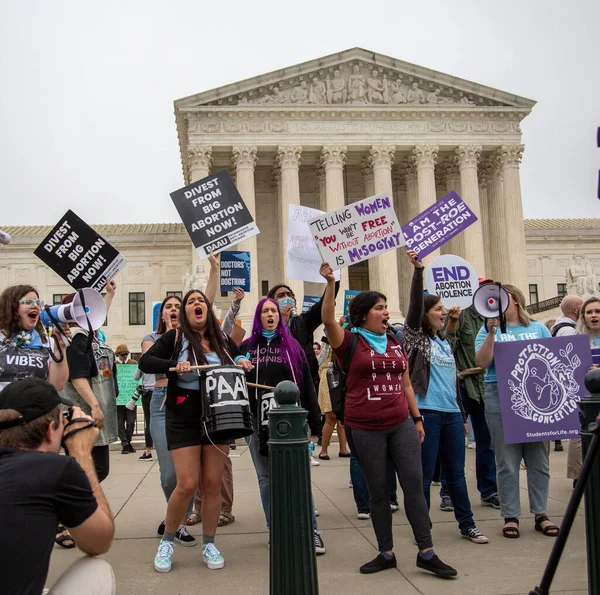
[239,297,325,554]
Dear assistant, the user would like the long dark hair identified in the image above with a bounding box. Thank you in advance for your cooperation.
[178,289,231,365]
[422,294,443,338]
[247,298,307,386]
[348,291,387,329]
[157,295,182,335]
[0,285,47,340]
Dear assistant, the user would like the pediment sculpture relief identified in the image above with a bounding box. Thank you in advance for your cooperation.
[219,64,491,107]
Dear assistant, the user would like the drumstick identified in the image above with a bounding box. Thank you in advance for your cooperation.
[168,364,221,371]
[247,382,275,390]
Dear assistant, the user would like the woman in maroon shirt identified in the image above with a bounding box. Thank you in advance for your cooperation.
[320,262,457,579]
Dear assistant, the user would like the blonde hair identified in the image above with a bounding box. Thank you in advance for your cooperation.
[503,284,532,327]
[576,296,600,338]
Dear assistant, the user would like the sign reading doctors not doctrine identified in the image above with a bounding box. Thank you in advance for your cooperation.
[402,191,477,259]
[425,254,478,310]
[171,170,259,259]
[34,210,127,292]
[308,193,404,270]
[494,335,593,444]
[220,251,251,293]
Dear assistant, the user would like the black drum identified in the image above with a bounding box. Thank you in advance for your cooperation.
[201,365,254,441]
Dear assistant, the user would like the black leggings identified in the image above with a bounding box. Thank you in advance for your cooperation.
[346,418,433,552]
[141,389,153,448]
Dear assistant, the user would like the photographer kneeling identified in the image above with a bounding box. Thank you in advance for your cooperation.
[0,378,115,595]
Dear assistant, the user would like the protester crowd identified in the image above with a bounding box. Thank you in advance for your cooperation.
[1,248,600,594]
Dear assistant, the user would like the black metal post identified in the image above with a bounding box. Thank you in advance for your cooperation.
[268,380,319,595]
[529,368,600,595]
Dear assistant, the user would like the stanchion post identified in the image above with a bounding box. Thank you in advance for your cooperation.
[581,369,600,595]
[268,380,319,595]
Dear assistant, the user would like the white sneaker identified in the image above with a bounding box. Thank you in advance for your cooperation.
[467,441,476,449]
[154,539,174,573]
[310,456,320,467]
[357,510,371,520]
[314,509,320,517]
[202,543,225,569]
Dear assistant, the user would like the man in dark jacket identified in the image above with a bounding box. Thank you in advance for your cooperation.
[268,281,340,392]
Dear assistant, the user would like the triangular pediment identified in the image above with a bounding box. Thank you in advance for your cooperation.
[175,48,535,110]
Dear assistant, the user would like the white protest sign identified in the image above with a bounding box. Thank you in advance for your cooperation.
[307,193,404,270]
[286,204,339,283]
[425,254,478,309]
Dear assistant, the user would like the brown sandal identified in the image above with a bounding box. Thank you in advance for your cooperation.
[535,515,559,537]
[218,512,235,526]
[502,517,520,538]
[185,511,201,526]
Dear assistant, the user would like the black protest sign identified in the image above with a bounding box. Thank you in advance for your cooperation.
[34,210,127,292]
[170,169,259,258]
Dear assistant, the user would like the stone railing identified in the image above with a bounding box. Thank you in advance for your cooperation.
[527,296,562,315]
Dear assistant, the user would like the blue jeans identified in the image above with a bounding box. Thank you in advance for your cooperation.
[440,385,498,500]
[350,452,398,511]
[421,409,476,533]
[484,383,550,518]
[245,422,318,530]
[149,387,192,515]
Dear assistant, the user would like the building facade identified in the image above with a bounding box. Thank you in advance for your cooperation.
[3,49,597,349]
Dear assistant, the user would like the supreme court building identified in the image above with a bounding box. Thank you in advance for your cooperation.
[3,49,599,350]
[175,47,534,322]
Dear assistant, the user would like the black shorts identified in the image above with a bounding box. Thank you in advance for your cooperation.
[165,390,228,450]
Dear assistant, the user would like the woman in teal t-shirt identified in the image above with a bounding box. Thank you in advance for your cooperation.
[475,285,558,539]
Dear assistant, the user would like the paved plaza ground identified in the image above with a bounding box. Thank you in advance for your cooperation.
[46,441,589,595]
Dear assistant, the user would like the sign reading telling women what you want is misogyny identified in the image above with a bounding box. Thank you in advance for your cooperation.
[402,191,477,259]
[308,193,404,269]
[34,210,127,292]
[171,169,259,258]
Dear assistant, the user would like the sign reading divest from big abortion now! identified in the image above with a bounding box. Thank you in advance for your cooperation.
[170,169,259,259]
[34,210,127,292]
[494,335,593,443]
[425,254,478,309]
[402,191,477,258]
[308,193,404,270]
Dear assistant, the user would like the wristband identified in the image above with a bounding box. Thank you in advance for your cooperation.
[234,353,250,364]
[412,416,424,423]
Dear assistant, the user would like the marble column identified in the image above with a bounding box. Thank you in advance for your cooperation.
[368,146,402,320]
[456,145,485,276]
[411,145,439,265]
[477,161,492,278]
[360,159,377,291]
[232,146,259,325]
[499,144,528,295]
[485,152,509,284]
[276,146,304,304]
[316,165,326,212]
[187,145,212,280]
[439,156,463,256]
[395,159,415,313]
[321,146,349,314]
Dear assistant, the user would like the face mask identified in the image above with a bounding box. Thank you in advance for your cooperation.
[278,297,295,309]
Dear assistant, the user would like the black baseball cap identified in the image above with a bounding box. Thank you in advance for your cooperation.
[0,378,70,429]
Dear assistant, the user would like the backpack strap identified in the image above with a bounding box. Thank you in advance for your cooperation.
[342,333,360,375]
[551,321,576,337]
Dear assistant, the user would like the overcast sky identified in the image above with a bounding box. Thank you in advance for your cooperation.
[1,0,598,228]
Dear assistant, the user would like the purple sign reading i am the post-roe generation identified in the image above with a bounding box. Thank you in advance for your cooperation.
[494,335,593,444]
[401,191,477,259]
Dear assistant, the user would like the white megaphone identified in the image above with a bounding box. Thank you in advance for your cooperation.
[472,282,509,333]
[40,288,107,331]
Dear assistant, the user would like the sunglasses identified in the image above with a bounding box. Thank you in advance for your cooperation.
[19,298,44,308]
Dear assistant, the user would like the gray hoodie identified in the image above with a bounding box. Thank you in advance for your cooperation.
[550,316,577,337]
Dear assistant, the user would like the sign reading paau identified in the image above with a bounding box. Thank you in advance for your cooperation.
[494,335,592,443]
[34,210,127,292]
[425,254,478,310]
[171,169,259,258]
[308,193,404,270]
[402,191,477,258]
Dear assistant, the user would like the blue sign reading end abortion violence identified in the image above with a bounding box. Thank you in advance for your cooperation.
[220,251,251,292]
